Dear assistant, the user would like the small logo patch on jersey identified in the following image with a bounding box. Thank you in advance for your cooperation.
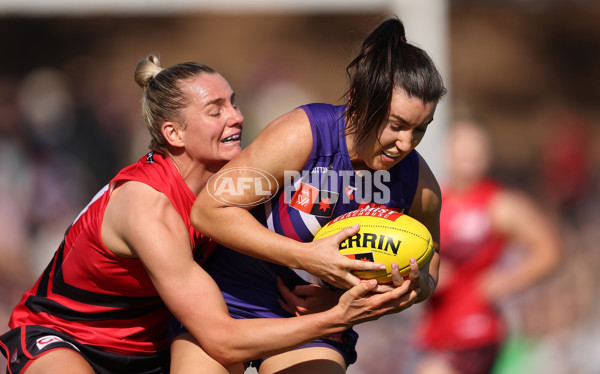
[36,335,64,350]
[323,332,352,345]
[146,151,155,164]
[345,186,357,201]
[10,349,19,364]
[36,335,80,352]
[289,183,338,217]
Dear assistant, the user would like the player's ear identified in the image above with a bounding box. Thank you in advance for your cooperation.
[162,121,184,147]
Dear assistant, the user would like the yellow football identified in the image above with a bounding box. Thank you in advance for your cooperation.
[313,206,434,284]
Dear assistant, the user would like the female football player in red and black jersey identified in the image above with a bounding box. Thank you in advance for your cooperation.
[414,118,560,374]
[0,54,419,374]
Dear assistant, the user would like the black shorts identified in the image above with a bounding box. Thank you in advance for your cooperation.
[0,325,169,374]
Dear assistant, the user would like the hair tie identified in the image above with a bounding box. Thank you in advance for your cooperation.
[151,67,162,79]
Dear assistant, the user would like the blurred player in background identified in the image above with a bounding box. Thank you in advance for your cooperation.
[414,118,561,374]
[185,17,447,373]
[0,54,421,374]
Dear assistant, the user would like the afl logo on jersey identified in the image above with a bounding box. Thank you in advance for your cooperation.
[207,167,279,207]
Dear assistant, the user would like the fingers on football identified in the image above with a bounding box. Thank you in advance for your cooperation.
[346,257,387,272]
[347,279,378,299]
[390,262,404,287]
[329,223,359,246]
[370,280,417,313]
[408,258,420,281]
[335,272,362,289]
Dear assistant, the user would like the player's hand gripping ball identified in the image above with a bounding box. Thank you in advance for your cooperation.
[313,207,434,284]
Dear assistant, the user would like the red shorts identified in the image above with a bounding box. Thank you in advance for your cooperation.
[0,325,169,374]
[428,343,500,374]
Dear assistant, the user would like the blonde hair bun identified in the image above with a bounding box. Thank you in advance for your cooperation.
[134,54,162,89]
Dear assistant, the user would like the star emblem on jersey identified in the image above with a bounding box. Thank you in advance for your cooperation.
[319,197,331,211]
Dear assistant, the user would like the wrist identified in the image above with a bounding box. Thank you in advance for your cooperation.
[287,241,311,270]
[428,274,436,291]
[319,306,350,335]
[424,274,436,299]
[416,275,436,303]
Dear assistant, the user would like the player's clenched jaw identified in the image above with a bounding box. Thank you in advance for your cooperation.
[179,73,244,166]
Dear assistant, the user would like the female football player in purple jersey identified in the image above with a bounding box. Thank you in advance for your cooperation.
[188,16,447,373]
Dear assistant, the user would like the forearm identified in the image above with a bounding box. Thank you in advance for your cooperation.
[191,279,413,366]
[162,268,344,366]
[192,203,306,269]
[407,155,442,304]
[489,190,561,300]
[191,109,314,269]
[488,244,559,300]
[191,308,347,366]
[168,267,415,367]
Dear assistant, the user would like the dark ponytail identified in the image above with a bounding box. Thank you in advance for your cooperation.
[344,17,447,148]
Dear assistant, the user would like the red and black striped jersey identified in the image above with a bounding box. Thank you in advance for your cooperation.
[418,179,507,349]
[8,152,214,355]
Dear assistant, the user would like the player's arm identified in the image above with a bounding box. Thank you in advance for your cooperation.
[103,181,420,366]
[406,154,442,303]
[278,261,417,316]
[482,189,561,301]
[192,108,387,290]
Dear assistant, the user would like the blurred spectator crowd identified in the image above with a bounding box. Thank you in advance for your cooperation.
[0,66,142,325]
[2,9,600,374]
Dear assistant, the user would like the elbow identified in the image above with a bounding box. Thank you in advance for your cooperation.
[546,242,562,274]
[192,323,255,367]
[190,193,212,234]
[207,349,242,368]
[203,343,249,368]
[190,205,204,232]
[544,231,563,272]
[534,239,562,282]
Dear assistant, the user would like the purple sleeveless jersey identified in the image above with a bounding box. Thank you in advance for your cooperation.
[203,103,420,364]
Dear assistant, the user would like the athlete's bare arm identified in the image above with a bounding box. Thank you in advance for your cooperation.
[406,154,442,302]
[481,189,561,301]
[102,180,419,366]
[192,108,388,290]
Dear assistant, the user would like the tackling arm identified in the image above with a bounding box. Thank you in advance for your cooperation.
[105,180,420,367]
[192,108,388,289]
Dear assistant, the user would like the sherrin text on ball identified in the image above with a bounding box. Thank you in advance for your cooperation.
[313,206,434,283]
